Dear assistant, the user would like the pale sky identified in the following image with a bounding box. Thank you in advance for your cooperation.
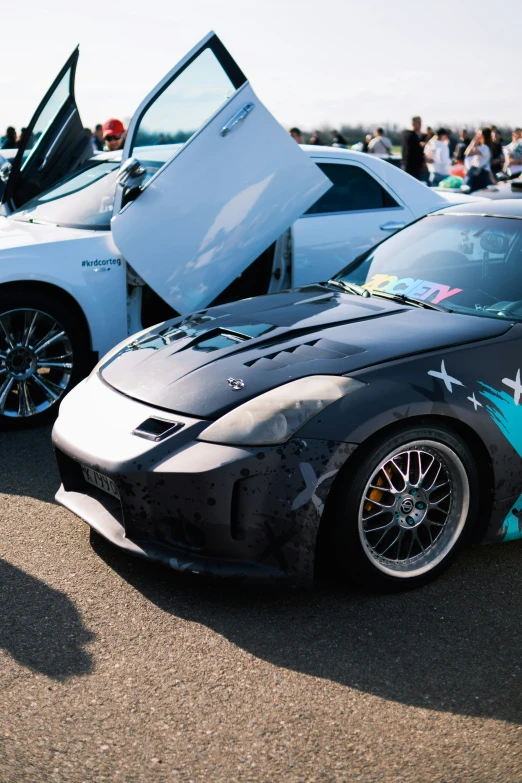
[1,0,520,135]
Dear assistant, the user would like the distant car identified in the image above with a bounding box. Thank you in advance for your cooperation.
[54,199,522,591]
[473,178,522,200]
[0,37,471,428]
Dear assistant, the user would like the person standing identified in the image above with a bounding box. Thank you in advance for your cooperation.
[367,127,392,157]
[361,134,372,153]
[490,128,504,176]
[446,129,457,159]
[421,126,434,145]
[424,128,451,186]
[308,130,323,145]
[16,128,28,148]
[453,129,471,163]
[288,127,303,143]
[331,130,347,147]
[464,128,496,191]
[503,129,522,179]
[0,127,17,149]
[402,116,424,179]
[102,118,126,151]
[92,124,104,152]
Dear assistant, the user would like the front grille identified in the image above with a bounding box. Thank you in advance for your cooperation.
[153,518,206,550]
[54,448,87,493]
[55,449,205,552]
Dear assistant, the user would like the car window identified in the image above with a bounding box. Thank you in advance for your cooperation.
[11,145,189,229]
[12,160,119,229]
[21,68,71,170]
[132,47,235,150]
[305,163,399,215]
[337,214,522,320]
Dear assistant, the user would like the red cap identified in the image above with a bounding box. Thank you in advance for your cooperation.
[102,118,125,139]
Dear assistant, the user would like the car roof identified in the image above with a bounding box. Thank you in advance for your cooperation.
[435,199,522,219]
[93,143,385,165]
[300,144,394,164]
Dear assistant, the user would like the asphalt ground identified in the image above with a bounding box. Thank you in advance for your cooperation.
[1,424,522,783]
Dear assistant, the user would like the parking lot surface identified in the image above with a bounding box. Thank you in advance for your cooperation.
[1,425,521,782]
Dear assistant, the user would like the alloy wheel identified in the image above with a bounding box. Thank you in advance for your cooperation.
[358,440,469,578]
[0,308,73,419]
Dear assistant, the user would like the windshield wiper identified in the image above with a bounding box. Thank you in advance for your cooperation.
[370,290,449,312]
[14,216,57,227]
[326,279,371,298]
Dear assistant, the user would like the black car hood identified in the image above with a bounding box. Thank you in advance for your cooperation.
[101,285,512,418]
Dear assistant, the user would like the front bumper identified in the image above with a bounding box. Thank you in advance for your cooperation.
[53,375,356,586]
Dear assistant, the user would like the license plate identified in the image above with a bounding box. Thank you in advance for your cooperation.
[81,465,120,500]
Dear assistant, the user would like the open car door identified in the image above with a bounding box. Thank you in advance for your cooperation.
[111,32,331,314]
[2,47,92,211]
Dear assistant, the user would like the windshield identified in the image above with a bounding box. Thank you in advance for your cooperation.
[335,214,522,321]
[11,148,174,230]
[12,159,119,229]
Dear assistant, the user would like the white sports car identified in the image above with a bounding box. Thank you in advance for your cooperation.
[0,34,467,427]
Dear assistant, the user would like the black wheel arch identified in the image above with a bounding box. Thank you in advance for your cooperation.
[0,280,96,363]
[315,414,494,579]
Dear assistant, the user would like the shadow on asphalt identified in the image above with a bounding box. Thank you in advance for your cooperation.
[91,530,522,725]
[0,558,94,680]
[0,425,58,502]
[1,426,95,680]
[2,425,522,717]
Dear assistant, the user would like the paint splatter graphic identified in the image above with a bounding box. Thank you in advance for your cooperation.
[480,382,522,541]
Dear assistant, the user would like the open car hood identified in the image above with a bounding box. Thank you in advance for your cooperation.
[100,285,512,418]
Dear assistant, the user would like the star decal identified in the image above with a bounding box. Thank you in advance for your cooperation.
[427,360,465,393]
[292,463,339,514]
[467,393,483,411]
[502,369,522,406]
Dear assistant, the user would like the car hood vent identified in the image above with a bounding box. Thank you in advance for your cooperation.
[100,284,513,419]
[244,338,366,371]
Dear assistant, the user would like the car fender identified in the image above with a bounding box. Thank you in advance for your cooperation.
[0,229,128,358]
[298,327,522,508]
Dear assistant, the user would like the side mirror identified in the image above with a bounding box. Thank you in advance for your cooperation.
[117,157,147,191]
[0,159,12,184]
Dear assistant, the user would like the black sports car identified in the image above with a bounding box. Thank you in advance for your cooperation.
[53,199,522,591]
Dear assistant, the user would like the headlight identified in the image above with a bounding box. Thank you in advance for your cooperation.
[198,375,365,446]
[88,325,162,381]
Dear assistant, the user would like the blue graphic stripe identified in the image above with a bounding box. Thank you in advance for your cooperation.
[479,382,522,541]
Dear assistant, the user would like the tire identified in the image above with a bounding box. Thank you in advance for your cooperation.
[329,424,479,591]
[0,290,90,429]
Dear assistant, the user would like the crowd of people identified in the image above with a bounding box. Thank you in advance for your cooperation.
[289,121,522,192]
[400,118,522,191]
[289,125,394,156]
[2,114,521,195]
[0,125,27,149]
[0,118,127,154]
